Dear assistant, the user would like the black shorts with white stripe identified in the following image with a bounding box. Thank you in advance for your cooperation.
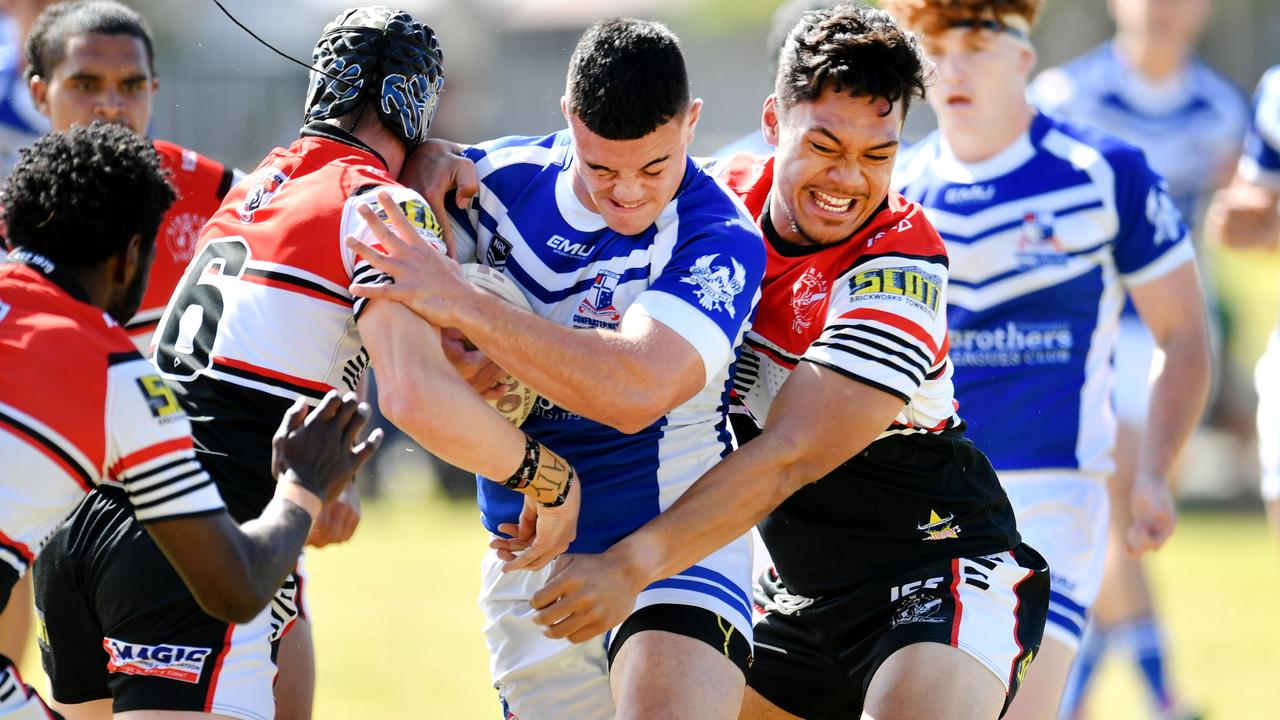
[749,543,1049,719]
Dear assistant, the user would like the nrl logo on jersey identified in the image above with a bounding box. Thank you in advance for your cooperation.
[1015,210,1068,268]
[238,168,288,223]
[790,267,828,334]
[682,253,747,318]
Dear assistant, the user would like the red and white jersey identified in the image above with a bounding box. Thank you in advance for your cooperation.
[152,124,444,403]
[711,154,960,439]
[0,253,225,581]
[127,140,236,349]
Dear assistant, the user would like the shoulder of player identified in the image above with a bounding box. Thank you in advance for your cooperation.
[465,131,567,174]
[1259,65,1280,100]
[666,166,765,250]
[855,193,947,263]
[1037,114,1155,178]
[1,278,133,364]
[1030,44,1110,107]
[152,139,226,176]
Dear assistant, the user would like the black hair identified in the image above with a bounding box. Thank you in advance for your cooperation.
[775,2,928,118]
[565,17,690,140]
[3,123,175,268]
[25,0,156,83]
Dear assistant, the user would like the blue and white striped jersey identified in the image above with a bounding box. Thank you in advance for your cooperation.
[1239,65,1280,191]
[894,113,1194,475]
[1030,42,1246,226]
[0,17,47,179]
[448,130,766,553]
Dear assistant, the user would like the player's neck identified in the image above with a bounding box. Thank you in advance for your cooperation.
[1114,33,1187,83]
[940,102,1034,165]
[353,127,406,178]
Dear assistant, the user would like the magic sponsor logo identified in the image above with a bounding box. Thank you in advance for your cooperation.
[949,321,1074,367]
[849,266,941,316]
[103,638,211,684]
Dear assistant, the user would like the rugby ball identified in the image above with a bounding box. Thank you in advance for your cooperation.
[460,263,539,426]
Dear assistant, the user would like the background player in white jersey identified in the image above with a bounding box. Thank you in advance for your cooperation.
[1029,4,1244,715]
[0,123,379,720]
[33,8,579,720]
[1208,65,1280,541]
[884,1,1213,718]
[352,18,766,720]
[358,6,1048,719]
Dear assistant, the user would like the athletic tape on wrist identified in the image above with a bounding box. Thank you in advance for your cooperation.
[278,479,323,524]
[503,436,540,491]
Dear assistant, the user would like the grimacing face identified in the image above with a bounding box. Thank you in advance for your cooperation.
[764,89,903,246]
[30,32,156,135]
[564,99,701,237]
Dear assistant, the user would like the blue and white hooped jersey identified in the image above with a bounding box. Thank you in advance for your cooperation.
[893,113,1194,476]
[1030,42,1246,226]
[0,17,47,179]
[1239,65,1280,191]
[448,130,765,554]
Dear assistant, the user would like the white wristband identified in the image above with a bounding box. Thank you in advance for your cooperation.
[277,477,322,525]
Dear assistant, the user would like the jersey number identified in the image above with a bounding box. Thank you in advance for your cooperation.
[155,239,249,378]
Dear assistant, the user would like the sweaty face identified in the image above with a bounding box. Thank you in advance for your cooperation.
[33,33,156,135]
[922,27,1031,135]
[566,101,700,237]
[765,90,902,246]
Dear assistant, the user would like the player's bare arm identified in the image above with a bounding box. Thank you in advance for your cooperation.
[1125,262,1212,556]
[527,362,905,643]
[355,199,581,568]
[144,391,381,623]
[400,138,479,259]
[349,194,705,434]
[1207,180,1280,249]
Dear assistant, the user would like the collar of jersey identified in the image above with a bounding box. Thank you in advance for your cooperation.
[300,121,389,170]
[932,116,1041,184]
[5,247,91,304]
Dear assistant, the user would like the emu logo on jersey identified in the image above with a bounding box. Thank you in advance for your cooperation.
[1146,185,1183,245]
[381,73,442,145]
[891,593,947,628]
[790,267,828,334]
[573,270,622,330]
[682,254,746,318]
[238,169,288,223]
[850,267,941,315]
[104,638,211,684]
[918,509,961,541]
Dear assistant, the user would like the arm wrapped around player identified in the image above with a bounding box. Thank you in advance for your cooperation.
[490,436,581,572]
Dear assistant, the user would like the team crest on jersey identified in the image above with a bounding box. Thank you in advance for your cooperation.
[891,593,948,628]
[238,168,288,222]
[486,234,513,270]
[918,509,961,541]
[164,212,206,263]
[1015,211,1067,268]
[573,270,622,329]
[103,638,211,684]
[1146,185,1183,245]
[790,267,828,334]
[682,253,747,318]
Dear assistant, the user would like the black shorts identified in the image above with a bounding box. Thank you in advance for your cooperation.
[608,603,753,676]
[33,487,299,720]
[749,544,1049,720]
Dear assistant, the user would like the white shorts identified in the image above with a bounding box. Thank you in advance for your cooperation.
[1113,316,1157,425]
[479,534,754,720]
[1000,471,1110,650]
[1257,329,1280,502]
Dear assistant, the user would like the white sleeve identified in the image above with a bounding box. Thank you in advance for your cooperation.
[338,184,449,320]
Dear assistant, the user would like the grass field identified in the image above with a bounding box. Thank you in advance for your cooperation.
[19,497,1280,718]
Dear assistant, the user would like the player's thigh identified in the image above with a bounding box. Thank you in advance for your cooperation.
[115,711,241,719]
[272,614,314,720]
[1000,635,1076,720]
[738,686,804,720]
[610,628,744,720]
[49,698,112,720]
[863,642,1005,720]
[0,574,32,662]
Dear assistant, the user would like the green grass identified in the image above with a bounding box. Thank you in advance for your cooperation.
[19,501,1280,718]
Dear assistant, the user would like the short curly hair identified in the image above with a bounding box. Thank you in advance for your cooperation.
[25,0,156,83]
[880,0,1044,37]
[3,123,175,268]
[566,18,689,140]
[775,3,928,118]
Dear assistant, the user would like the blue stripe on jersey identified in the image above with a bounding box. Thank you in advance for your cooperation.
[457,130,765,553]
[896,113,1190,475]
